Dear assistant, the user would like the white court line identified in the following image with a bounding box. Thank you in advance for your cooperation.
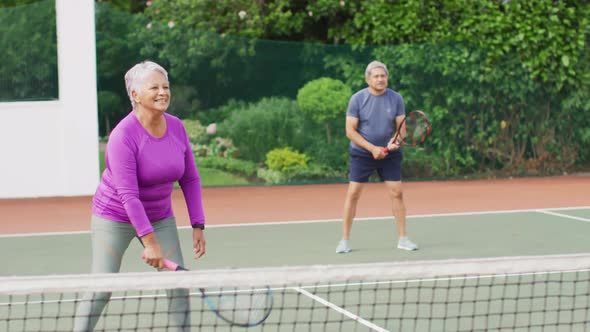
[536,210,590,223]
[2,206,590,238]
[0,230,90,238]
[292,287,390,332]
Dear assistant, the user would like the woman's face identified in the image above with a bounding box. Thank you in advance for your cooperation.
[133,71,170,113]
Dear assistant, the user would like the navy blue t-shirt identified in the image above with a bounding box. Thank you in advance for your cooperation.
[346,88,405,157]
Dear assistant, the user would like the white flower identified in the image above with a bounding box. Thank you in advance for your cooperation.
[238,10,247,19]
[308,11,313,17]
[168,21,175,28]
[146,22,152,29]
[340,1,345,6]
[206,123,217,135]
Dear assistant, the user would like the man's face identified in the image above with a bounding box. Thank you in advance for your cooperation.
[366,67,388,93]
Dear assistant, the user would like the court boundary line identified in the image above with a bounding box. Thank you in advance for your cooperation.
[536,210,590,223]
[292,286,389,332]
[2,205,589,238]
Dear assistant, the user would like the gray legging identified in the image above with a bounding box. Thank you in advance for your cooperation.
[73,216,190,331]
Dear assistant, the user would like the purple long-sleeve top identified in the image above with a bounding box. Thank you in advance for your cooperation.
[92,111,205,237]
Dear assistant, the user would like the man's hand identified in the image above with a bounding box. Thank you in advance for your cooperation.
[371,145,388,160]
[385,138,401,152]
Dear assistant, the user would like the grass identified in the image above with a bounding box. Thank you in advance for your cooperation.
[198,167,250,186]
[99,152,249,187]
[99,152,106,174]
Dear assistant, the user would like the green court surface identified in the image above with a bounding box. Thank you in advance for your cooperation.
[2,207,590,276]
[547,208,590,220]
[2,207,590,331]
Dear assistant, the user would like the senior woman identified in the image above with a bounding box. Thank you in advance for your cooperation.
[74,60,205,331]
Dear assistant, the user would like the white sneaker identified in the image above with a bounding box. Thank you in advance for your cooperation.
[397,237,418,251]
[336,240,351,253]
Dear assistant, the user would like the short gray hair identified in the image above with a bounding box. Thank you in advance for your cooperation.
[124,61,169,108]
[365,61,389,77]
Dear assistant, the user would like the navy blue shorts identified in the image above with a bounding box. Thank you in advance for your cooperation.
[348,150,403,182]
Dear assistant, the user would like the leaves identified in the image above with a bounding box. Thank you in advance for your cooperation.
[296,77,351,123]
[0,0,57,100]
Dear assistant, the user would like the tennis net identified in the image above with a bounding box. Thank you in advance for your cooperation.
[1,253,589,331]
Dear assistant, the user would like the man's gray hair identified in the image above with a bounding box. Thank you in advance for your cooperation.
[124,60,169,108]
[365,61,389,77]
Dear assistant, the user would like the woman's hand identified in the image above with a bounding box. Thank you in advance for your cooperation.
[140,232,164,269]
[192,228,206,259]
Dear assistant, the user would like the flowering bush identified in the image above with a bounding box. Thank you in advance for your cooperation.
[265,147,308,173]
[193,137,237,158]
[183,119,238,157]
[182,119,207,144]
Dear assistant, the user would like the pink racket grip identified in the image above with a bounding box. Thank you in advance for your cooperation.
[141,254,187,271]
[164,259,188,271]
[382,147,389,153]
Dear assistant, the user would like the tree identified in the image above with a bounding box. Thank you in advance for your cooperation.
[94,2,146,136]
[0,0,57,101]
[95,0,147,13]
[0,0,43,8]
[90,0,590,175]
[297,77,351,144]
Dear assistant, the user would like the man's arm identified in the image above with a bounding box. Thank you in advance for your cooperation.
[346,116,388,160]
[385,114,406,151]
[396,115,406,142]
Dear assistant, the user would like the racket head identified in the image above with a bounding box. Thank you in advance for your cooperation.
[200,286,274,327]
[162,259,273,327]
[382,115,408,153]
[400,110,431,146]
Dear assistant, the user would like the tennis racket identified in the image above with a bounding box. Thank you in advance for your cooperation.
[162,259,274,328]
[383,110,431,152]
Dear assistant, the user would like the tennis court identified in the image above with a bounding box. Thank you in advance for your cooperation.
[1,176,590,331]
[2,206,590,275]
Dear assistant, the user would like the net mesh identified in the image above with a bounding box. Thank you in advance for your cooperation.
[1,253,589,331]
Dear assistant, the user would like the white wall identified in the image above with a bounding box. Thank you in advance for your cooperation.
[0,0,99,198]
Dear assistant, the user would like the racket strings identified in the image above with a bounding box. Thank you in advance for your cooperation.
[204,287,273,327]
[403,112,431,146]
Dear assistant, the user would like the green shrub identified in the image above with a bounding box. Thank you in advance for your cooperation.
[401,148,460,179]
[168,85,201,119]
[257,161,345,184]
[192,99,246,125]
[182,119,207,144]
[265,147,309,173]
[297,77,351,123]
[196,156,257,177]
[218,97,306,162]
[97,91,123,135]
[193,137,237,158]
[285,163,346,183]
[256,168,285,184]
[297,77,352,144]
[304,133,350,172]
